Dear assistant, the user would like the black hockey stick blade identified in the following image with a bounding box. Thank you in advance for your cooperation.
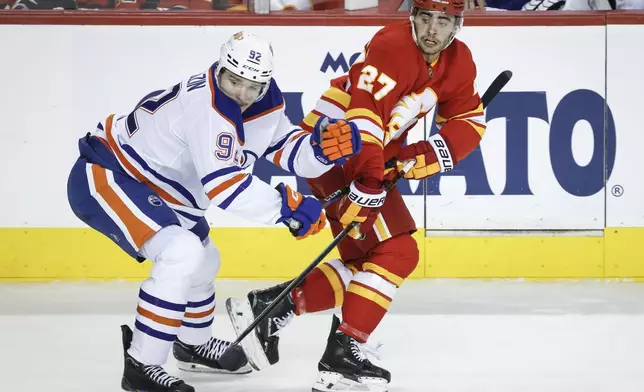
[481,70,512,107]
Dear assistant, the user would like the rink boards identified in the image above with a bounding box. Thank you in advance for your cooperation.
[0,14,642,280]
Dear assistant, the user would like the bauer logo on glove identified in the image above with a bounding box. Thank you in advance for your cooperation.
[310,116,362,165]
[348,191,386,208]
[432,137,453,172]
[337,180,386,239]
[389,134,455,180]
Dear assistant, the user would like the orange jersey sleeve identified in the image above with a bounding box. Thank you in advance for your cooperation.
[343,28,421,188]
[435,41,486,165]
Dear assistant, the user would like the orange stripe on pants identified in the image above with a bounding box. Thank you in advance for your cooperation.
[92,165,156,249]
[137,306,183,327]
[184,306,215,319]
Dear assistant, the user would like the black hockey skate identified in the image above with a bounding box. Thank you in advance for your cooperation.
[120,325,194,392]
[226,280,296,370]
[312,315,391,392]
[173,336,252,374]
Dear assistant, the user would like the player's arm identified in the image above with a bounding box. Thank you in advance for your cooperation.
[185,109,326,239]
[336,41,412,237]
[396,54,486,180]
[342,41,412,187]
[263,103,361,178]
[435,60,486,164]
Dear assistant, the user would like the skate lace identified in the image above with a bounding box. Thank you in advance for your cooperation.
[350,339,384,362]
[195,337,231,361]
[268,310,295,337]
[142,365,180,387]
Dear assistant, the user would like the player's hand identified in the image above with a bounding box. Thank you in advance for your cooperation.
[310,116,362,165]
[337,180,386,239]
[275,183,326,240]
[394,137,452,180]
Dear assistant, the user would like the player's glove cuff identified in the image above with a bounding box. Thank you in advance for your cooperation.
[395,134,455,180]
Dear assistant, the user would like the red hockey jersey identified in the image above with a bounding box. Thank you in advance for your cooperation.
[319,21,486,188]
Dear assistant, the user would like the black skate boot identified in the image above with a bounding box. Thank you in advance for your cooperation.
[225,280,296,370]
[312,315,391,392]
[173,336,252,374]
[120,325,194,392]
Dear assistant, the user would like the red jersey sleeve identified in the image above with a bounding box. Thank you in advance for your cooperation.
[435,43,486,164]
[343,36,417,188]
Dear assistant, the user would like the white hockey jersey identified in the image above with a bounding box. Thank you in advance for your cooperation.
[92,63,330,229]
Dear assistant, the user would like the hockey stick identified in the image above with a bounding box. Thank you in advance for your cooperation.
[229,70,513,349]
[229,159,416,349]
[284,187,354,233]
[481,70,512,109]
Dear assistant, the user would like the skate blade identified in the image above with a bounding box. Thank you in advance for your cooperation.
[176,360,253,374]
[225,296,271,371]
[312,371,389,392]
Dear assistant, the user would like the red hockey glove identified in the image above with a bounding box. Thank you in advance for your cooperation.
[337,180,386,239]
[394,134,454,180]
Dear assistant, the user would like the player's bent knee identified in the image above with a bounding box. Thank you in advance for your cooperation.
[194,237,221,285]
[366,234,419,285]
[142,225,206,281]
[394,233,419,280]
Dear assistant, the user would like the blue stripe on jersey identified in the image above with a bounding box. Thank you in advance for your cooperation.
[242,79,283,121]
[263,129,300,157]
[174,209,202,222]
[182,318,214,329]
[201,166,242,185]
[187,293,215,308]
[139,289,186,312]
[120,143,201,209]
[242,149,259,168]
[135,320,177,341]
[218,175,253,210]
[287,136,307,173]
[210,64,246,144]
[189,217,210,243]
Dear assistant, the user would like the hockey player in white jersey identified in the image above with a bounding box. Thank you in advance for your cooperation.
[66,31,361,392]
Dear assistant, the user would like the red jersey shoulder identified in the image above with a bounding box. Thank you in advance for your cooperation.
[363,22,427,88]
[434,39,477,100]
[441,39,476,80]
[366,22,422,66]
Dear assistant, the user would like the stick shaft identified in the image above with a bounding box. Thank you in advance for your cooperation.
[231,167,409,346]
[236,70,514,345]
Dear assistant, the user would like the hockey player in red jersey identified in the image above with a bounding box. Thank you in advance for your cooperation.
[227,1,486,390]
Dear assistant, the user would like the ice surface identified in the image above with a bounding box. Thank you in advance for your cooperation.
[1,280,643,391]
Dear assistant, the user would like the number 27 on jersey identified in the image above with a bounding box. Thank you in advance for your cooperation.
[357,65,397,101]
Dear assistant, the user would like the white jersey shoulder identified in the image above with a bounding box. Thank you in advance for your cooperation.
[93,64,329,228]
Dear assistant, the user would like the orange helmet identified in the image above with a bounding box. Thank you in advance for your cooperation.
[412,0,465,17]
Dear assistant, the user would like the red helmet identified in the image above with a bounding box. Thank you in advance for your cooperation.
[412,0,465,17]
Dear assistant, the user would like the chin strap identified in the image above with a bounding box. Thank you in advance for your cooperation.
[410,7,420,48]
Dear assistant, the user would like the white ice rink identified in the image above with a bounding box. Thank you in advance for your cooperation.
[1,280,643,392]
